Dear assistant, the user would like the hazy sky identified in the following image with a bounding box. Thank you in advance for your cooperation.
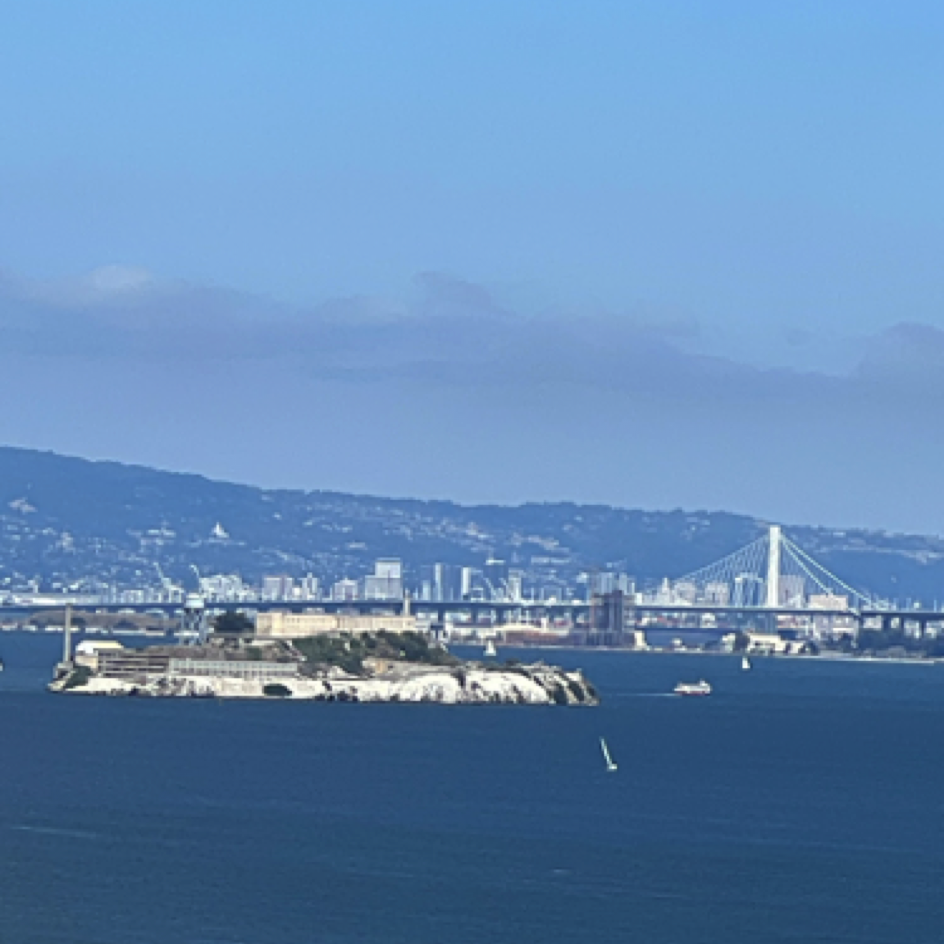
[2,1,944,532]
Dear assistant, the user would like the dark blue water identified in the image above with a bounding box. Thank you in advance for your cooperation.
[2,633,942,944]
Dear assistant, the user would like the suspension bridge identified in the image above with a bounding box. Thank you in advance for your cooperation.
[659,525,881,612]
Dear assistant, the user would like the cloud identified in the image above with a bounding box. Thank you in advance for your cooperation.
[4,265,155,310]
[855,322,944,383]
[2,266,944,532]
[0,266,940,412]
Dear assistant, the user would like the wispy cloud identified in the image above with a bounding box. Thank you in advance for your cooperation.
[0,266,757,372]
[1,265,940,409]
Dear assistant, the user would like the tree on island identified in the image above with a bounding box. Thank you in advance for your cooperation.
[213,611,254,635]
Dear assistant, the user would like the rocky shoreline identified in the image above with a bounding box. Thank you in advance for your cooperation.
[50,661,599,706]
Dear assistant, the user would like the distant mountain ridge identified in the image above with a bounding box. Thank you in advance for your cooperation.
[0,445,942,601]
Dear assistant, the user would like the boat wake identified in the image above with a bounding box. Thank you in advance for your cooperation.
[10,825,101,839]
[612,692,677,698]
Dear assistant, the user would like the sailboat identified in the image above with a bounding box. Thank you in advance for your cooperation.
[600,737,618,773]
[741,656,752,671]
[484,638,497,658]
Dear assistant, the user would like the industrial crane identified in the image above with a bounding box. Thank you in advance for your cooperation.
[153,562,183,602]
[182,565,209,645]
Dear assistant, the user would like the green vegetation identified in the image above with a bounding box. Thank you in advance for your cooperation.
[213,611,254,635]
[293,631,459,676]
[63,666,92,690]
[263,683,292,697]
[293,635,366,675]
[856,629,944,658]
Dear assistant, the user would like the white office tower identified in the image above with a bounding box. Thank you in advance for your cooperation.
[363,559,403,600]
[332,578,359,601]
[734,574,763,607]
[506,572,524,603]
[301,574,320,600]
[460,567,474,601]
[704,581,730,606]
[262,575,294,601]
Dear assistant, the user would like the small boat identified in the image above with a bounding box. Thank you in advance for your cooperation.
[741,656,751,671]
[674,680,711,697]
[600,737,618,772]
[484,638,497,658]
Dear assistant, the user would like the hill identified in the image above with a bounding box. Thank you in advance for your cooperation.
[0,446,941,601]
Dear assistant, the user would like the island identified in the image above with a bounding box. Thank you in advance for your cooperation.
[49,630,599,706]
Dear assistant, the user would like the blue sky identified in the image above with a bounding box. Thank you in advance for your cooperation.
[2,1,944,531]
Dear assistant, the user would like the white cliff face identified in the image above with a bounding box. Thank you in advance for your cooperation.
[52,666,597,706]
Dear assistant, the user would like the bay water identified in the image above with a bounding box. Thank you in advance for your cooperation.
[1,632,942,943]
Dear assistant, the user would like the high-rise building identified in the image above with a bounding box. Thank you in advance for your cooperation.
[734,574,763,607]
[506,572,524,602]
[375,558,402,580]
[363,558,403,600]
[673,580,698,604]
[300,575,320,600]
[262,575,294,601]
[433,563,446,601]
[332,578,359,601]
[427,563,464,601]
[484,558,509,599]
[704,581,730,606]
[780,575,805,608]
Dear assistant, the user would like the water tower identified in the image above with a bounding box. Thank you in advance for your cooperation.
[181,593,208,645]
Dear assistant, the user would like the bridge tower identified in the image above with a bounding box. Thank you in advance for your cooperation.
[765,525,781,608]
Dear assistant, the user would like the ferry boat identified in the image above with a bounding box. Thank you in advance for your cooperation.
[674,679,711,697]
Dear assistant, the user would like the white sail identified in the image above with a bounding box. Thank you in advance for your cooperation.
[741,656,751,671]
[600,737,618,772]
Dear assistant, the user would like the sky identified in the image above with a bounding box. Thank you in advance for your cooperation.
[2,0,944,533]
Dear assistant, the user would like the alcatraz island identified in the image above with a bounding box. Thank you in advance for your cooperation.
[49,606,599,706]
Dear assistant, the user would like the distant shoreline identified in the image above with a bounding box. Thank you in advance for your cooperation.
[467,643,943,666]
